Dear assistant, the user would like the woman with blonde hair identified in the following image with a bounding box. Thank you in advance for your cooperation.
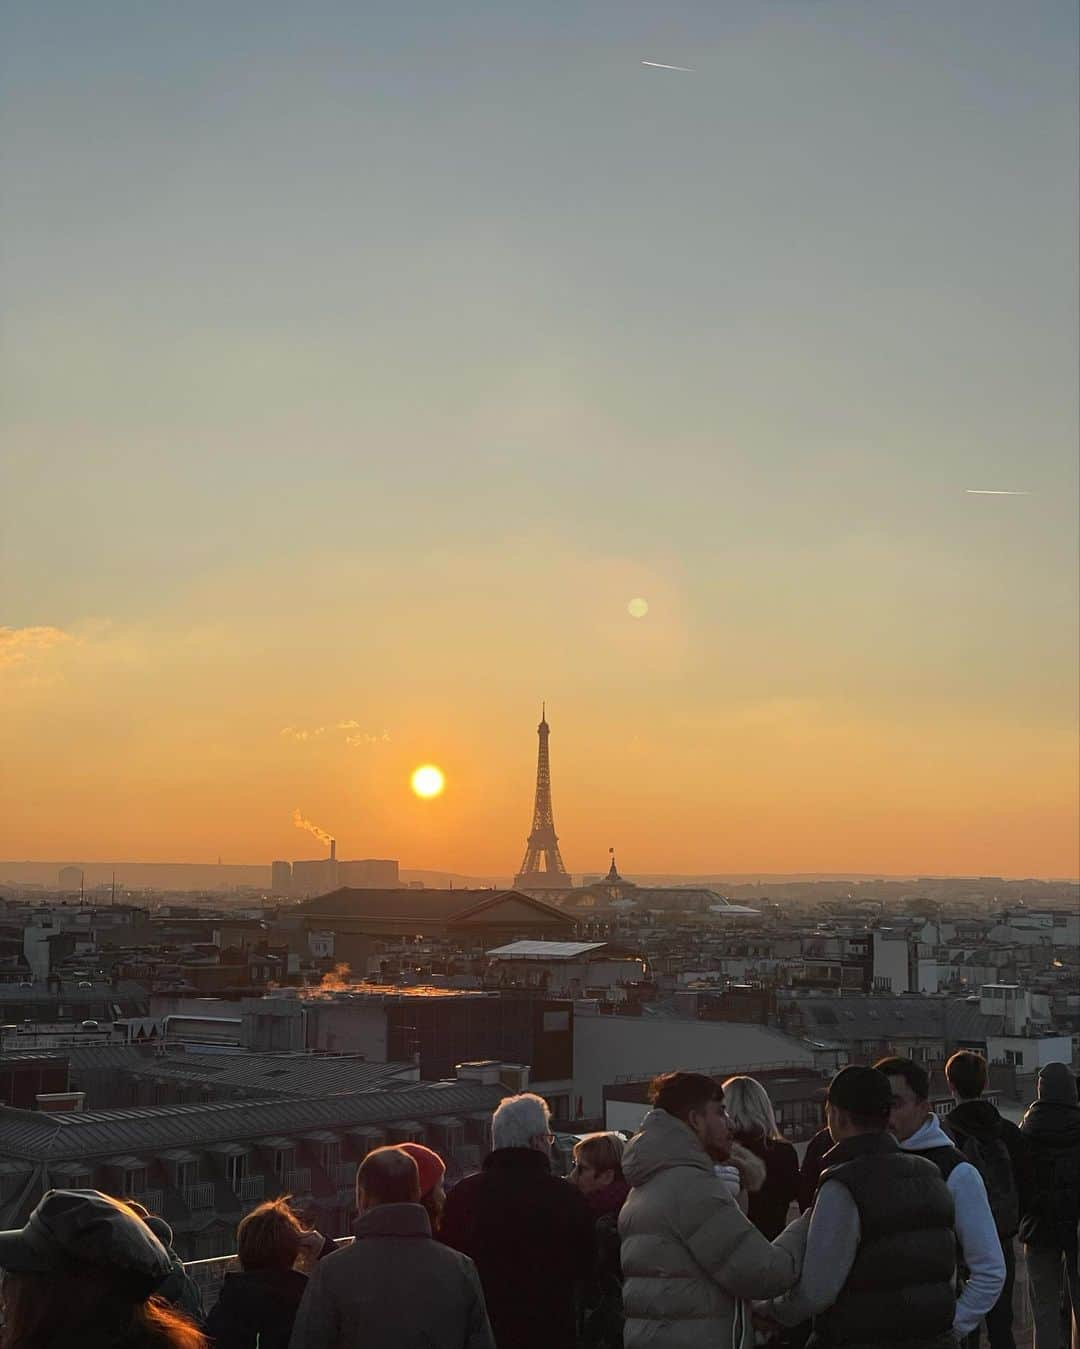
[721,1075,800,1238]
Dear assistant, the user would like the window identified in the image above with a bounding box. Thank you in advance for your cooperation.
[174,1161,195,1190]
[124,1166,147,1194]
[1004,1049,1024,1068]
[225,1153,247,1188]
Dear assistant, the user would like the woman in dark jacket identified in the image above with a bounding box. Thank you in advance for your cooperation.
[570,1133,630,1349]
[204,1199,325,1349]
[721,1075,800,1239]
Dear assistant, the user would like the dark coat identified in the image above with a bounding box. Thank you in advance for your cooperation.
[205,1267,309,1349]
[736,1131,800,1239]
[798,1127,833,1212]
[580,1179,630,1349]
[288,1202,494,1349]
[1018,1098,1080,1248]
[440,1147,595,1349]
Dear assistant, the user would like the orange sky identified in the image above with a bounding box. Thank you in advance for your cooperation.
[3,3,1077,880]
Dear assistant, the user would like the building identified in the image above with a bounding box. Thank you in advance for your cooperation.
[776,993,998,1070]
[559,855,759,920]
[979,984,1074,1080]
[271,861,292,896]
[338,860,399,889]
[0,1069,510,1260]
[485,940,648,1001]
[285,888,576,973]
[60,1043,421,1111]
[571,1005,815,1118]
[298,987,575,1116]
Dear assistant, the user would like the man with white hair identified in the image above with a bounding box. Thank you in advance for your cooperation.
[441,1092,594,1349]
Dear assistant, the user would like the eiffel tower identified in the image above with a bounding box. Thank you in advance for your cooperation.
[514,704,572,890]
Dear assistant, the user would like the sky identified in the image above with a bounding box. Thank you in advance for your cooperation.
[2,0,1077,879]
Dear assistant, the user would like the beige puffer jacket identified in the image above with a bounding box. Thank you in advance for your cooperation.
[619,1109,802,1349]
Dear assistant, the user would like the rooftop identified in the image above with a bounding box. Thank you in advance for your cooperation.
[0,1078,508,1160]
[486,941,608,960]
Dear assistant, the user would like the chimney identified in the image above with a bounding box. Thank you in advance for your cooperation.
[329,839,336,862]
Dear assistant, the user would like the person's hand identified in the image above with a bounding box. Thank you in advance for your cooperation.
[294,1227,325,1272]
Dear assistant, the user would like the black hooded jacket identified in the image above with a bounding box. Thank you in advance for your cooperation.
[945,1098,1034,1214]
[1018,1099,1080,1248]
[204,1267,309,1349]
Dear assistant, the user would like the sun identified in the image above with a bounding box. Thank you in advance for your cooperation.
[410,764,446,799]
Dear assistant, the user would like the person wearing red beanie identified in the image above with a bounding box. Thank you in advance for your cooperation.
[398,1144,447,1230]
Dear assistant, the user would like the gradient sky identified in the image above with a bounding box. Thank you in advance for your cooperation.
[2,1,1077,878]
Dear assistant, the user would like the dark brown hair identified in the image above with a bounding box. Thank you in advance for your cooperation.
[873,1055,930,1102]
[649,1071,723,1124]
[1,1268,205,1349]
[236,1197,306,1273]
[945,1050,988,1101]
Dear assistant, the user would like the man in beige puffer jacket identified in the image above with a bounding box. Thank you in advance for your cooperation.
[620,1071,804,1349]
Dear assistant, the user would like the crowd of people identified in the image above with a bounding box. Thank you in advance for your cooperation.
[0,1054,1076,1349]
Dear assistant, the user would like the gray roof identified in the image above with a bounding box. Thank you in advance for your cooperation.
[99,1050,419,1097]
[0,1080,507,1161]
[793,996,997,1043]
[298,888,569,924]
[0,981,148,1005]
[487,941,607,959]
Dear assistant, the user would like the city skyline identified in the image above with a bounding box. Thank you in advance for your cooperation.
[3,2,1077,878]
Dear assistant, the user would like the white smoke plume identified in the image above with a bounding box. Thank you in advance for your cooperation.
[293,809,332,846]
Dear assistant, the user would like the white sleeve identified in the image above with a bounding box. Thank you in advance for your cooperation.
[950,1163,1006,1337]
[714,1164,741,1197]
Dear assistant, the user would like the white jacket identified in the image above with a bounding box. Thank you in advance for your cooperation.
[900,1114,1006,1336]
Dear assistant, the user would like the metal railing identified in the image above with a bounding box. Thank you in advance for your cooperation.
[332,1161,356,1189]
[280,1168,311,1194]
[129,1188,163,1214]
[183,1182,215,1211]
[237,1175,264,1204]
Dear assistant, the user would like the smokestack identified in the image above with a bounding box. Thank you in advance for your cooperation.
[329,838,336,862]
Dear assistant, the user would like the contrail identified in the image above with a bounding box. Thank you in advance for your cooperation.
[641,61,693,71]
[965,489,1030,495]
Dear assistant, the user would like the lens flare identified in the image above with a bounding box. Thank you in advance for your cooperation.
[411,764,446,799]
[627,597,649,618]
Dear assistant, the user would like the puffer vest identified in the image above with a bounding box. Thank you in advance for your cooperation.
[814,1131,956,1349]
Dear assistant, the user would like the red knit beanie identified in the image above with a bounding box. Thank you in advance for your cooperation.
[397,1143,446,1197]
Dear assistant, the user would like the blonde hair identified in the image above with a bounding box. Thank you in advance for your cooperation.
[721,1075,783,1142]
[572,1132,625,1179]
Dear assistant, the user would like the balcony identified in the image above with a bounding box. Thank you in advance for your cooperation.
[237,1175,264,1204]
[279,1168,311,1194]
[332,1161,356,1190]
[183,1182,215,1212]
[129,1188,164,1214]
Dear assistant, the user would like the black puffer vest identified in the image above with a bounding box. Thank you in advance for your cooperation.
[814,1131,956,1349]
